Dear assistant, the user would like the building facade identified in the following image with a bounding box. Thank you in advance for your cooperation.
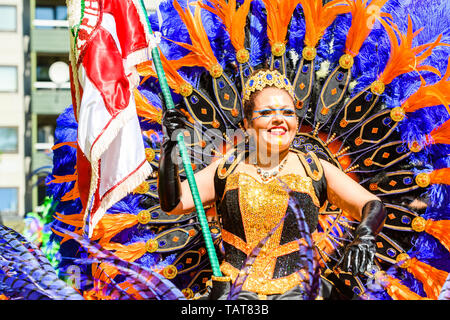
[0,0,160,230]
[0,0,27,229]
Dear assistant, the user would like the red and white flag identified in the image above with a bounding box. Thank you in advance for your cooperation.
[67,0,153,237]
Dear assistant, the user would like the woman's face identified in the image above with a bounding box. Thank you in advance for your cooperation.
[244,87,298,156]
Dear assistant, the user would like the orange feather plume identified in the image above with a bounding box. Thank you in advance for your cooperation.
[429,168,450,186]
[428,117,450,146]
[379,273,430,300]
[402,57,450,115]
[424,219,450,253]
[378,16,447,86]
[51,141,77,150]
[136,60,156,85]
[91,213,140,244]
[300,0,350,48]
[136,49,188,94]
[262,0,301,46]
[53,211,84,228]
[406,258,449,299]
[199,0,252,52]
[133,89,162,124]
[101,242,148,265]
[51,224,83,244]
[344,0,389,57]
[46,172,80,201]
[170,0,219,71]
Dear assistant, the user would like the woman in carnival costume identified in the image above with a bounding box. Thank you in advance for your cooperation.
[158,67,385,299]
[1,0,450,300]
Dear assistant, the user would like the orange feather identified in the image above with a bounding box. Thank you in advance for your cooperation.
[262,0,301,46]
[381,274,430,300]
[133,89,162,124]
[402,57,450,115]
[101,242,148,264]
[424,219,450,253]
[429,118,450,146]
[136,50,187,94]
[199,0,252,52]
[344,0,389,57]
[378,16,446,85]
[47,172,80,201]
[91,213,140,244]
[300,0,350,48]
[429,168,450,186]
[170,0,219,71]
[406,258,449,299]
[51,141,77,150]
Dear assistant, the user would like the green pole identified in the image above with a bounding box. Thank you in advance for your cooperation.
[137,0,222,277]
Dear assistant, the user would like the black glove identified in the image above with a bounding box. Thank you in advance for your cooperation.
[338,200,386,276]
[157,108,187,212]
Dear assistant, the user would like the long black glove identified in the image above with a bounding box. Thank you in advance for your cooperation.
[339,200,386,276]
[157,108,187,212]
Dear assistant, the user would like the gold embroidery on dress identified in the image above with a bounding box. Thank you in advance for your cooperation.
[220,172,319,295]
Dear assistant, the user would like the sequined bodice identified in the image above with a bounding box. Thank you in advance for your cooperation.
[223,172,319,248]
[216,171,321,295]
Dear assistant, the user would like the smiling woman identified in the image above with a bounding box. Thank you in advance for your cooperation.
[157,68,384,300]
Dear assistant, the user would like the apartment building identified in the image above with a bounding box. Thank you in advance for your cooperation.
[0,0,161,230]
[0,0,26,229]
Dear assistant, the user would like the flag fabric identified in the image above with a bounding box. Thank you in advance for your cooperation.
[67,0,153,237]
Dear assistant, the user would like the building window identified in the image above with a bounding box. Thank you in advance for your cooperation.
[0,6,16,32]
[0,188,18,215]
[35,6,67,28]
[0,127,18,153]
[0,66,18,92]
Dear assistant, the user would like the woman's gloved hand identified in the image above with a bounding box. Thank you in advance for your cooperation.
[157,108,188,212]
[338,200,386,276]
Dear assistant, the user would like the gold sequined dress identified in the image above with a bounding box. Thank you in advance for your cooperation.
[214,150,327,296]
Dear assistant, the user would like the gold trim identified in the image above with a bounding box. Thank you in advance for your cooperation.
[211,275,231,282]
[217,147,245,180]
[342,84,379,124]
[297,152,323,182]
[319,65,351,112]
[221,262,303,295]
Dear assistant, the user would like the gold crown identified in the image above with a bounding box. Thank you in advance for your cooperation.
[242,69,295,102]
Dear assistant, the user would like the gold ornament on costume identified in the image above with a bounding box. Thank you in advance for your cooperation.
[370,80,385,95]
[415,172,431,188]
[145,148,155,162]
[396,253,411,269]
[302,46,317,61]
[179,82,193,97]
[145,239,159,253]
[163,265,178,279]
[409,141,422,153]
[243,69,295,102]
[137,210,151,224]
[390,106,405,122]
[339,54,354,69]
[182,288,194,299]
[411,216,427,232]
[236,48,250,63]
[271,42,286,57]
[134,181,149,194]
[209,63,223,78]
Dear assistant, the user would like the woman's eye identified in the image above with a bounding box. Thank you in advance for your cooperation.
[259,110,273,116]
[282,110,295,116]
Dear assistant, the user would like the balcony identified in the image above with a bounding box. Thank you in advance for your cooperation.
[32,82,71,114]
[31,20,69,53]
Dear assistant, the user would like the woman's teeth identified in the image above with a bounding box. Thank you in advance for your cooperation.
[269,128,286,135]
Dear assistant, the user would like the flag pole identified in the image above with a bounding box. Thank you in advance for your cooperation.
[137,0,222,277]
